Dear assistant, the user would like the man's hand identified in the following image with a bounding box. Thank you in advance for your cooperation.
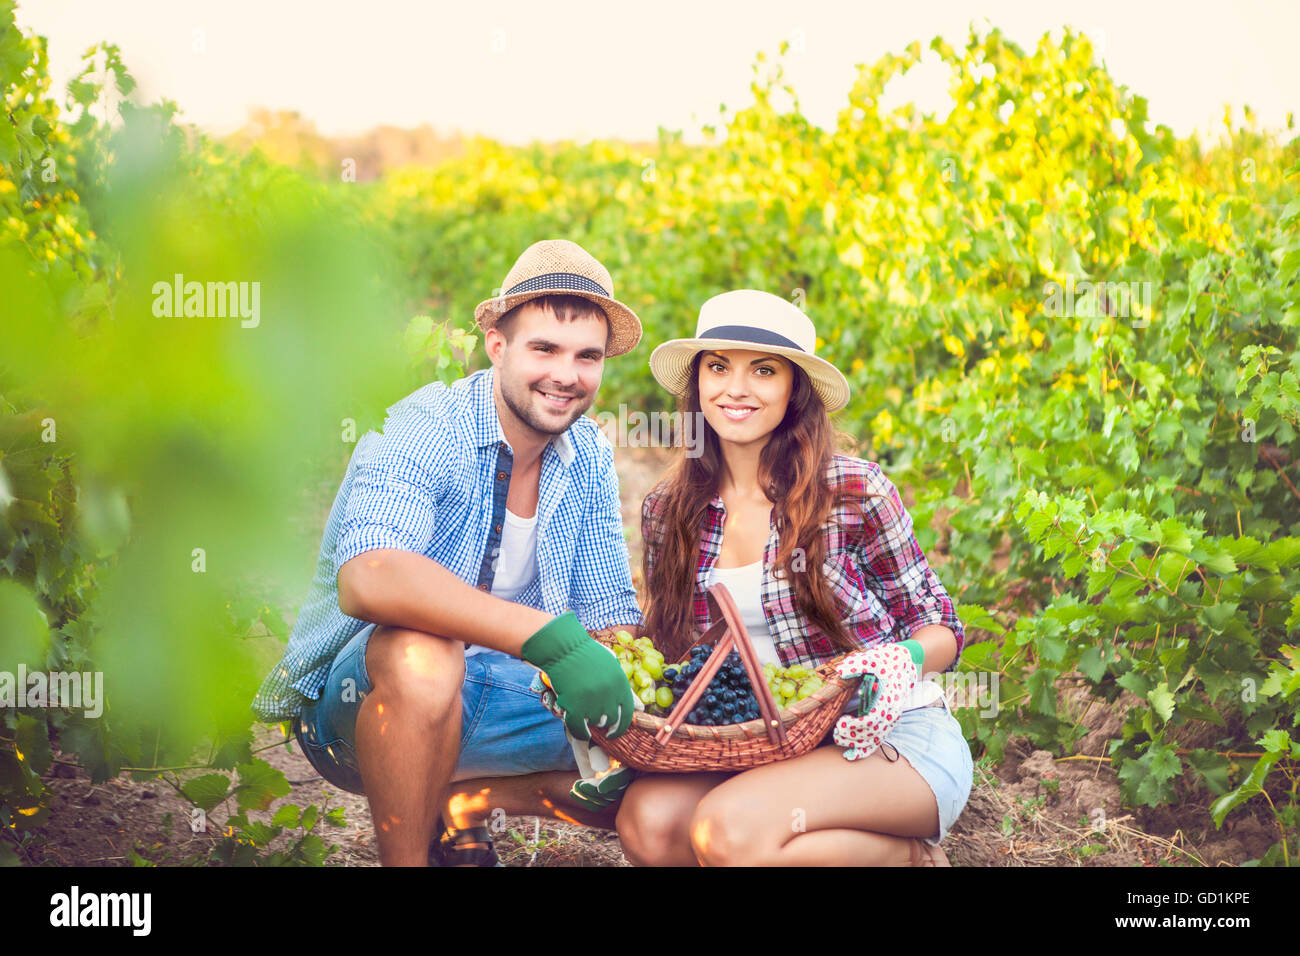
[532,666,639,811]
[520,612,637,740]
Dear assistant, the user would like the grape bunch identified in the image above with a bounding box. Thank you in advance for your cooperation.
[763,661,824,710]
[610,633,828,726]
[667,643,762,726]
[612,631,676,714]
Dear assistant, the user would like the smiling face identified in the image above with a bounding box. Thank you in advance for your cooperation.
[696,348,794,447]
[487,299,608,438]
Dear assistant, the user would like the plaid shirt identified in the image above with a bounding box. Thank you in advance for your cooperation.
[251,366,643,722]
[641,454,965,669]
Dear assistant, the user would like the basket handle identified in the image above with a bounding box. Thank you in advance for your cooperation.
[654,583,787,747]
[655,623,735,745]
[709,584,788,746]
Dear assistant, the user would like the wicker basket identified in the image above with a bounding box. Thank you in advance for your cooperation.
[586,583,858,772]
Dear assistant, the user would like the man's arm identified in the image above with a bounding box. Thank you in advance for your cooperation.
[338,549,551,657]
[567,445,644,633]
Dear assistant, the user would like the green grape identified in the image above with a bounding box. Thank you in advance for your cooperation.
[637,685,657,706]
[616,630,634,646]
[656,686,674,708]
[643,657,664,680]
[796,676,823,700]
[632,667,652,689]
[787,664,812,679]
[779,680,797,698]
[619,660,633,678]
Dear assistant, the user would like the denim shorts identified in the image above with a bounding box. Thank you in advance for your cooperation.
[878,697,974,846]
[292,623,578,795]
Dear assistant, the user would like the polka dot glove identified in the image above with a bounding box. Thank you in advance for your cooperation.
[832,643,920,761]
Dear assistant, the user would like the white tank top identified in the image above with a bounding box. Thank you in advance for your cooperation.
[465,506,538,657]
[705,561,780,667]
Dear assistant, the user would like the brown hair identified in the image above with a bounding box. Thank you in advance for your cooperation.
[494,294,609,349]
[642,352,889,663]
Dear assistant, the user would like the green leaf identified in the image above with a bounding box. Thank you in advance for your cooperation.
[1184,749,1231,796]
[271,804,301,829]
[1077,646,1107,682]
[241,821,280,846]
[1211,752,1281,827]
[1256,729,1295,755]
[233,757,291,813]
[1147,682,1176,723]
[1175,697,1226,726]
[0,577,50,670]
[1116,669,1151,699]
[1284,595,1300,634]
[181,773,231,812]
[295,832,329,865]
[958,604,1007,636]
[1190,544,1237,575]
[1118,742,1182,807]
[1026,667,1059,716]
[1200,601,1241,634]
[1155,517,1193,553]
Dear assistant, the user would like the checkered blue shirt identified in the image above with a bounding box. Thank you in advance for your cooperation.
[251,366,643,722]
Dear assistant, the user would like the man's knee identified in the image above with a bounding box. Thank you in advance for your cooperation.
[365,626,466,720]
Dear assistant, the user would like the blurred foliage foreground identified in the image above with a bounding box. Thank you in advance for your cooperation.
[1,1,1298,864]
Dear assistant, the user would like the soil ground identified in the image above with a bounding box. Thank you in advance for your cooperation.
[21,444,1283,867]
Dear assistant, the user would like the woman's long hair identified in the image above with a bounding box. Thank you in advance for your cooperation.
[643,352,890,662]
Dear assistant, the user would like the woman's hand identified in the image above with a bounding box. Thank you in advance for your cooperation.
[831,644,920,760]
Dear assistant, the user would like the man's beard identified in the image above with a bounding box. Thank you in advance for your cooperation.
[499,374,593,436]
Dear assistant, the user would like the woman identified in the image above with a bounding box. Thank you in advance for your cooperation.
[615,289,973,866]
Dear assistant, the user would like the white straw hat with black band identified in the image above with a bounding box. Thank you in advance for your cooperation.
[473,239,642,357]
[648,289,850,413]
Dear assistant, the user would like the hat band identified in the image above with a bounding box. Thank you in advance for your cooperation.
[696,325,804,352]
[504,272,610,298]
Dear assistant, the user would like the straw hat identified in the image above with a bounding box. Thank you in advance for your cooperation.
[473,239,642,356]
[649,290,850,413]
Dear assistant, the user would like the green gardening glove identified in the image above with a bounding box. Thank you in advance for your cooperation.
[521,611,636,741]
[899,639,926,681]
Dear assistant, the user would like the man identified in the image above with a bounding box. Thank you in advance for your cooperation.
[251,239,644,866]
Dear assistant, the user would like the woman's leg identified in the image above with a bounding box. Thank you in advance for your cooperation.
[687,742,942,866]
[615,770,733,866]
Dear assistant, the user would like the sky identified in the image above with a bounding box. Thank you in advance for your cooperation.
[17,0,1298,145]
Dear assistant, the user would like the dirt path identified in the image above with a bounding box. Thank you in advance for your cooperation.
[24,444,1278,866]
